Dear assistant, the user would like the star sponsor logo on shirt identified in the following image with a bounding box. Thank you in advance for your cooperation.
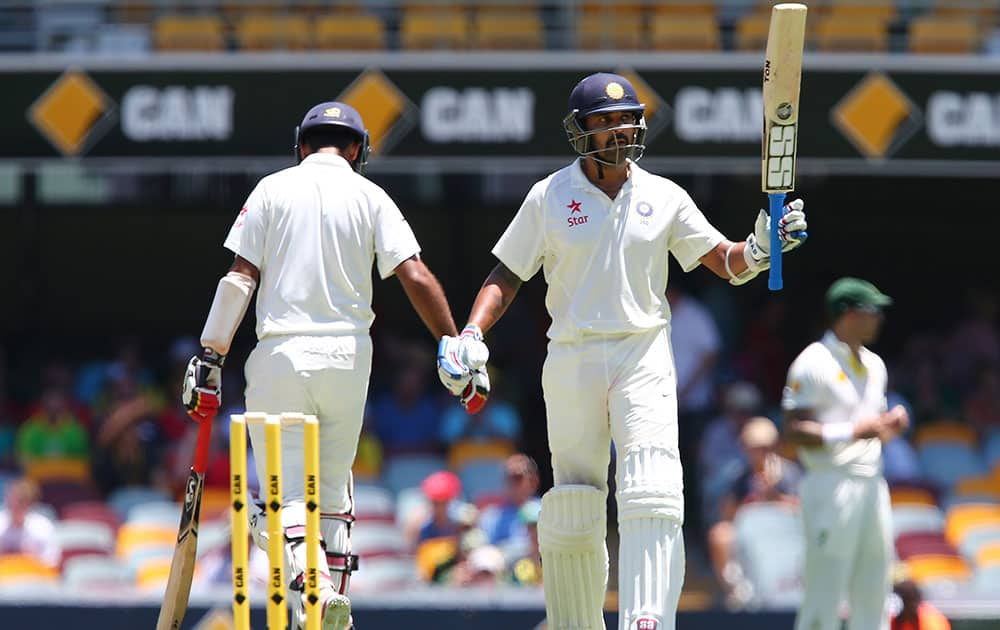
[566,199,588,227]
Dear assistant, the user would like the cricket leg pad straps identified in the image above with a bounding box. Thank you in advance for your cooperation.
[537,484,609,630]
[322,513,359,596]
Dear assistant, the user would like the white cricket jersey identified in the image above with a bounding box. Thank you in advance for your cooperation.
[782,331,888,477]
[492,159,724,342]
[223,153,420,339]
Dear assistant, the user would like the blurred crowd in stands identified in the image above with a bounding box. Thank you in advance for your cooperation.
[0,285,997,608]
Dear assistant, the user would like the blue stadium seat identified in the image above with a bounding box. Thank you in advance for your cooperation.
[380,454,447,497]
[457,459,506,504]
[107,486,171,521]
[918,443,988,490]
[893,504,945,538]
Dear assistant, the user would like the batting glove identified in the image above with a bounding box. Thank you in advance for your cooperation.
[460,368,490,415]
[745,198,808,272]
[457,324,489,370]
[182,348,223,422]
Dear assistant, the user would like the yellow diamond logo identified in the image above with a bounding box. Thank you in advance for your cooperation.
[29,69,114,156]
[337,69,415,155]
[832,72,921,159]
[617,69,670,141]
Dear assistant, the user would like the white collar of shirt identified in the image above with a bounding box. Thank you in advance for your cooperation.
[821,330,869,367]
[568,158,637,197]
[301,153,353,169]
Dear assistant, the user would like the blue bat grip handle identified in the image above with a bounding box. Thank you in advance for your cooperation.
[768,193,784,291]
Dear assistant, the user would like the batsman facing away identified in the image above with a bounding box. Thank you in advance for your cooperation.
[436,72,809,630]
[180,101,476,629]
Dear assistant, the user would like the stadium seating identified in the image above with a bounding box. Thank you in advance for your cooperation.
[649,14,721,51]
[812,15,889,53]
[892,504,945,538]
[59,500,122,533]
[896,531,958,560]
[313,12,387,51]
[351,556,419,592]
[0,554,59,585]
[471,10,545,50]
[456,459,507,504]
[153,15,226,52]
[915,420,978,449]
[351,521,410,559]
[61,554,131,590]
[125,500,182,527]
[380,454,447,496]
[235,14,312,50]
[919,442,988,490]
[576,13,645,50]
[54,520,116,568]
[354,483,396,522]
[733,11,770,52]
[446,438,514,471]
[908,15,980,55]
[107,486,171,521]
[399,9,470,50]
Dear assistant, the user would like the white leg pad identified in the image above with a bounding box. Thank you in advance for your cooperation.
[537,484,609,630]
[616,445,686,630]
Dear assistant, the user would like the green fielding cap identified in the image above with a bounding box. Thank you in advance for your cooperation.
[826,277,893,317]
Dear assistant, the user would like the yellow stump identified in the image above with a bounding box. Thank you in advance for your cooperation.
[230,415,250,630]
[303,415,321,630]
[265,414,286,630]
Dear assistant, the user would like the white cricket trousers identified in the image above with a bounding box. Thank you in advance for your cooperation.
[243,333,373,515]
[542,327,685,630]
[795,471,893,630]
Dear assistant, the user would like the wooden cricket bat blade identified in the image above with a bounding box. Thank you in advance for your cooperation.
[761,3,807,193]
[156,420,212,630]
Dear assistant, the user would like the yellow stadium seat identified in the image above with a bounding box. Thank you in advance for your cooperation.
[114,0,156,25]
[826,0,895,22]
[236,14,312,51]
[914,420,977,449]
[447,439,516,471]
[945,503,1000,547]
[154,15,227,52]
[400,9,470,50]
[23,457,90,483]
[954,476,1000,499]
[0,554,58,585]
[314,13,387,50]
[649,13,720,51]
[734,11,771,52]
[976,541,1000,567]
[909,16,980,54]
[652,2,716,16]
[580,1,645,15]
[905,553,971,585]
[199,487,232,520]
[813,16,888,52]
[116,523,178,558]
[931,0,997,22]
[472,10,544,50]
[135,556,174,589]
[576,14,645,50]
[891,487,938,508]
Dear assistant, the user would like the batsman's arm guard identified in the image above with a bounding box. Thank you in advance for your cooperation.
[200,271,256,356]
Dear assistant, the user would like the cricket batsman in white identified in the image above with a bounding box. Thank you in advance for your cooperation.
[437,72,809,630]
[784,277,909,630]
[183,101,463,629]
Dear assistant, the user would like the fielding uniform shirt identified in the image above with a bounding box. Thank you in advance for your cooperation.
[224,153,420,339]
[493,159,724,342]
[782,331,888,477]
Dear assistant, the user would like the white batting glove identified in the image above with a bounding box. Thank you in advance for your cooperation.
[437,325,490,398]
[745,198,808,272]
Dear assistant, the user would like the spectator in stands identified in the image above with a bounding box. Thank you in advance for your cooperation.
[0,345,18,472]
[509,499,542,587]
[417,470,464,543]
[668,284,722,541]
[439,366,522,446]
[736,296,792,408]
[368,344,445,456]
[90,366,165,496]
[699,381,763,488]
[964,362,1000,436]
[944,288,998,395]
[705,416,800,603]
[0,478,60,568]
[478,454,541,562]
[15,384,90,469]
[891,575,951,630]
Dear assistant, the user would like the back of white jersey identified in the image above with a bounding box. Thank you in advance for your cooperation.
[223,153,420,339]
[782,332,887,477]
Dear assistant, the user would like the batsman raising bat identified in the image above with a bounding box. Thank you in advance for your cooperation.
[436,72,809,630]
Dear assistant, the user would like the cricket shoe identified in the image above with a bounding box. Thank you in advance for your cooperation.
[322,592,352,630]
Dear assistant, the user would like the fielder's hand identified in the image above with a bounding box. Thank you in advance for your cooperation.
[182,348,223,422]
[745,198,808,271]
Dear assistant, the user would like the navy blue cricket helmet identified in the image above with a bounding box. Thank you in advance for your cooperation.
[294,101,371,173]
[563,72,647,166]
